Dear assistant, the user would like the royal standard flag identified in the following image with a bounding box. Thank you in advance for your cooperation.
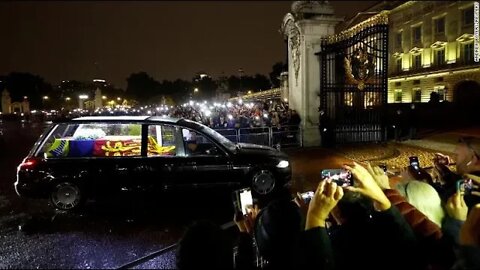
[45,139,70,158]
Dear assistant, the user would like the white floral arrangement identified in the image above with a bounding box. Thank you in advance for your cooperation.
[72,128,106,140]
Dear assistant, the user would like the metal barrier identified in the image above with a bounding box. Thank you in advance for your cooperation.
[239,127,270,146]
[214,126,302,148]
[215,128,239,144]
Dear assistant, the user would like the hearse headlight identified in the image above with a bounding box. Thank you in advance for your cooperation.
[276,160,290,169]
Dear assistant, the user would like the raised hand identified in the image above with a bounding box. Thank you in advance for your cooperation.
[445,192,468,221]
[463,174,480,197]
[367,163,391,190]
[344,162,391,211]
[233,204,260,235]
[305,180,344,230]
[460,203,480,246]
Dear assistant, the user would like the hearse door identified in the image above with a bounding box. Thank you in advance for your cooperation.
[180,128,237,190]
[139,124,191,193]
[73,122,145,196]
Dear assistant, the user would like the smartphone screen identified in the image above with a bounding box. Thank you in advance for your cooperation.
[409,156,420,169]
[239,188,253,215]
[321,169,353,187]
[457,179,473,194]
[300,191,314,203]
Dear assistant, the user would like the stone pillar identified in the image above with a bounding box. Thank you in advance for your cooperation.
[281,1,342,147]
[21,100,30,113]
[280,71,289,101]
[1,89,12,114]
[94,88,102,109]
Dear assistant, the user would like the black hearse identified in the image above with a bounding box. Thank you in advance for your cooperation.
[14,116,291,210]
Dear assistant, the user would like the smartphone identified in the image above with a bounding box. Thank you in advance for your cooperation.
[379,164,388,173]
[232,188,253,215]
[457,179,474,195]
[321,169,354,187]
[300,191,314,203]
[409,156,420,170]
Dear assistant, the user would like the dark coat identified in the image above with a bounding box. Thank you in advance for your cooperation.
[234,227,335,270]
[329,206,421,270]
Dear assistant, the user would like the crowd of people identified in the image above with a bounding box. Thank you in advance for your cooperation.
[38,98,302,131]
[168,99,301,130]
[175,136,480,270]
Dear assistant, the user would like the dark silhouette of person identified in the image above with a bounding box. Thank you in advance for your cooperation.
[176,220,233,270]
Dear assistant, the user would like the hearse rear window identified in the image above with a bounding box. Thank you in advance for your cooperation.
[39,123,142,158]
[147,125,177,157]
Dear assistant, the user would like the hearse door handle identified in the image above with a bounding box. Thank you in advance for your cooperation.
[186,161,197,170]
[115,166,128,172]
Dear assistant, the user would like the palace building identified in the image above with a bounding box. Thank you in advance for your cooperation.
[386,1,479,103]
[280,1,479,146]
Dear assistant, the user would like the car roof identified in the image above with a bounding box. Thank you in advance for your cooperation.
[72,115,181,124]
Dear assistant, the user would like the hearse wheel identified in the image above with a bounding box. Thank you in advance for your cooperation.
[50,182,84,211]
[252,170,276,195]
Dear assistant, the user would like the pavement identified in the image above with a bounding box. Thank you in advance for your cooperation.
[400,126,480,155]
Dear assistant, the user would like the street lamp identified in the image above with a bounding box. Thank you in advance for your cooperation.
[65,97,71,101]
[117,97,121,101]
[79,95,88,99]
[194,88,199,93]
[102,96,107,100]
[43,96,49,100]
[23,96,28,99]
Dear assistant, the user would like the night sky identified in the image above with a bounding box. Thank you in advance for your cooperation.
[0,1,377,88]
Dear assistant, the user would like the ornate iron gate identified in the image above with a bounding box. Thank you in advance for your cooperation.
[318,12,389,145]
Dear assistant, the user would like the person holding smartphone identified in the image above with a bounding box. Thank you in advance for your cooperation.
[233,181,342,270]
[326,162,421,270]
[432,137,480,205]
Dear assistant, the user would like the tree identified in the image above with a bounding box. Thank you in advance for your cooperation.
[126,72,161,104]
[253,74,272,91]
[269,62,286,88]
[194,76,218,100]
[227,74,271,93]
[5,72,53,109]
[227,75,241,95]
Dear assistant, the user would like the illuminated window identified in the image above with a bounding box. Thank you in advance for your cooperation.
[412,26,422,43]
[412,88,422,103]
[463,7,474,26]
[462,43,474,63]
[434,86,446,101]
[394,89,403,103]
[434,17,445,34]
[396,58,402,72]
[344,92,353,106]
[365,92,380,108]
[434,49,445,66]
[412,54,422,69]
[396,32,402,47]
